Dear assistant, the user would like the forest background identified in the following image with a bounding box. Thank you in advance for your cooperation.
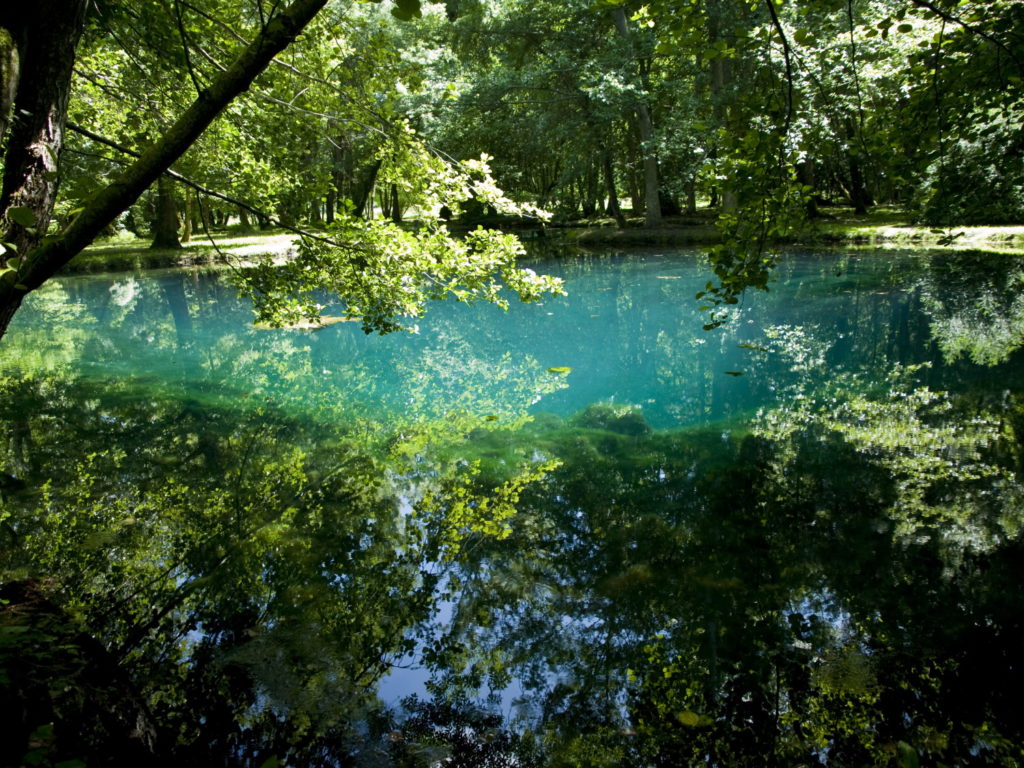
[2,0,1021,338]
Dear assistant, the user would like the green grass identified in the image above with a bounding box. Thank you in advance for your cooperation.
[807,206,1024,253]
[69,209,1024,275]
[68,230,298,274]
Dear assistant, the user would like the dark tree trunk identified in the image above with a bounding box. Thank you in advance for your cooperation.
[844,119,873,215]
[390,183,401,223]
[150,177,182,249]
[611,6,661,226]
[798,159,819,218]
[685,178,697,215]
[602,151,627,229]
[181,187,193,242]
[707,0,737,212]
[848,154,873,215]
[197,197,211,233]
[0,24,19,148]
[325,188,335,224]
[353,159,381,219]
[0,0,329,341]
[0,1,87,258]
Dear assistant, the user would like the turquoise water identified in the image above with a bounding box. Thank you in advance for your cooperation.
[3,246,1024,764]
[2,247,997,428]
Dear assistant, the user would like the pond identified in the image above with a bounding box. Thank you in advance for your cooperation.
[2,246,1023,766]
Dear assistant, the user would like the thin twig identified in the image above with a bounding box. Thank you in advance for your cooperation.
[910,0,1024,74]
[173,0,205,96]
[764,0,794,133]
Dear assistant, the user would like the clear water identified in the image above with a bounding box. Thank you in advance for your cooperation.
[2,247,998,428]
[3,246,1024,764]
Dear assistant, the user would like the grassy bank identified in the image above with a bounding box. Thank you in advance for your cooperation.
[67,231,298,274]
[561,207,1024,253]
[72,208,1024,275]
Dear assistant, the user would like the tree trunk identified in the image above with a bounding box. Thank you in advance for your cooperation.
[150,177,181,250]
[798,160,818,218]
[390,183,401,223]
[611,6,661,226]
[0,25,19,149]
[848,154,872,215]
[707,2,737,212]
[0,1,87,259]
[198,197,211,233]
[0,0,330,341]
[181,188,193,242]
[325,188,335,224]
[844,118,873,215]
[353,159,381,219]
[602,151,627,229]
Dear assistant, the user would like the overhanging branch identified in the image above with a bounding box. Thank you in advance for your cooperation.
[13,0,329,294]
[66,121,360,252]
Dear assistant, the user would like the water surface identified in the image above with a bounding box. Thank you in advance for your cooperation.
[2,246,1023,765]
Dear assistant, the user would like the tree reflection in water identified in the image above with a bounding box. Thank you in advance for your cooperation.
[2,250,1024,766]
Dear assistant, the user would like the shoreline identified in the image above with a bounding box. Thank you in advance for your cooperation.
[67,217,1024,274]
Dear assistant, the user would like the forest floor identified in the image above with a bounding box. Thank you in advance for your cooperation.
[67,231,298,273]
[567,206,1024,252]
[71,207,1024,273]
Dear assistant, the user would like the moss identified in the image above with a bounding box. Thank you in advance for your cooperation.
[570,402,652,436]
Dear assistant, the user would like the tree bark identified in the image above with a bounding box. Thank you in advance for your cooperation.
[0,0,329,341]
[353,159,381,219]
[390,183,401,223]
[0,1,87,258]
[602,151,626,229]
[150,177,182,249]
[0,25,19,149]
[611,6,661,226]
[707,0,737,212]
[181,188,193,242]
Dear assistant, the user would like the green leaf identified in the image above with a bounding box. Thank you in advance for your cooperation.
[547,366,572,374]
[676,710,701,726]
[897,742,920,768]
[6,206,35,228]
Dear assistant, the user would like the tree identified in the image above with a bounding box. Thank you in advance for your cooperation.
[0,0,329,337]
[0,0,562,343]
